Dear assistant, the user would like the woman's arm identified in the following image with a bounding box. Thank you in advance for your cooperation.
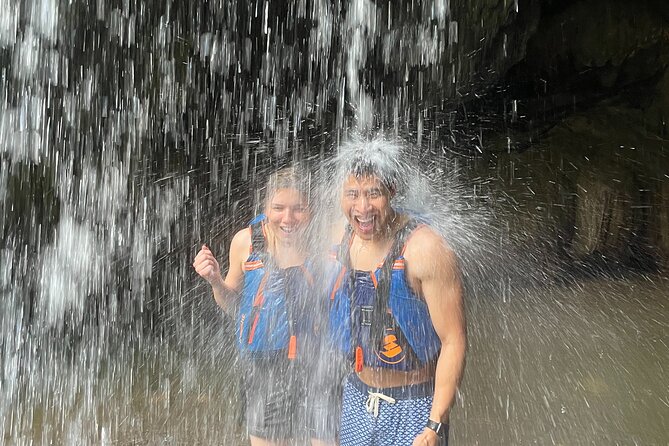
[193,228,250,313]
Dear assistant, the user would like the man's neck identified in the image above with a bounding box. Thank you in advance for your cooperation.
[349,212,406,270]
[362,211,403,245]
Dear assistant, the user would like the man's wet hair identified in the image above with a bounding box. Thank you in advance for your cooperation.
[347,156,398,194]
[336,137,405,196]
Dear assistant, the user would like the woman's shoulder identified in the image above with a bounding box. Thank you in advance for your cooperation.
[230,225,253,256]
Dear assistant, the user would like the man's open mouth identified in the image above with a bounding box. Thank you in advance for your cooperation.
[354,216,374,232]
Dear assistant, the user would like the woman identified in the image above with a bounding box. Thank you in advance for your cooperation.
[193,166,336,446]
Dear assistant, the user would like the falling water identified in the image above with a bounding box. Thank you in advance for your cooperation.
[1,0,668,444]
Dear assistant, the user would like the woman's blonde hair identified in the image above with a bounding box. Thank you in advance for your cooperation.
[263,165,311,207]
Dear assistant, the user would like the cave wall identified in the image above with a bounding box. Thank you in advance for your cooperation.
[479,0,669,271]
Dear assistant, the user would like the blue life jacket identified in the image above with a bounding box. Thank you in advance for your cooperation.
[236,215,314,357]
[328,219,441,370]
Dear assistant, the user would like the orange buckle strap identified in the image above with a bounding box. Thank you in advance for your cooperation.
[330,268,347,301]
[369,271,378,288]
[287,335,297,360]
[247,313,260,345]
[355,346,364,372]
[247,274,268,345]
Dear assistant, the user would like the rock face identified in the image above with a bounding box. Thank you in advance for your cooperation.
[652,181,669,267]
[644,69,669,138]
[516,0,669,92]
[480,104,669,273]
[447,0,541,93]
[474,0,669,272]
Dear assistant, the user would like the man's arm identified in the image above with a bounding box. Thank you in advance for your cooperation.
[404,227,466,444]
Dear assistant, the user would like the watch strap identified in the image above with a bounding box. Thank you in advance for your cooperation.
[425,419,444,437]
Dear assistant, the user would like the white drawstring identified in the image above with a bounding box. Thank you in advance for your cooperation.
[365,390,396,417]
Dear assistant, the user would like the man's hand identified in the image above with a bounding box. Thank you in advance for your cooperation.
[193,244,224,288]
[412,427,440,446]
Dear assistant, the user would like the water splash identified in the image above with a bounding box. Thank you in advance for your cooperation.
[0,1,667,444]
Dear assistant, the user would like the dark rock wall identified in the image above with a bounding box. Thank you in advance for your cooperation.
[484,0,669,271]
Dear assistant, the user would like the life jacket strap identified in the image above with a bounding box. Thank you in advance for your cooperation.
[247,219,300,359]
[340,219,421,368]
[250,220,269,265]
[371,219,419,343]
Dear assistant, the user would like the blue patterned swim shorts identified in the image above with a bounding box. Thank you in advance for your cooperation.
[339,373,449,446]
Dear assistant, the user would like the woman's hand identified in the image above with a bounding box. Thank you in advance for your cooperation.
[193,244,224,288]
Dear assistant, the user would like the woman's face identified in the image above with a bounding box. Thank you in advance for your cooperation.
[264,188,310,242]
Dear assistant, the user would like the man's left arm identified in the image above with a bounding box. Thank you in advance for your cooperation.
[405,228,466,445]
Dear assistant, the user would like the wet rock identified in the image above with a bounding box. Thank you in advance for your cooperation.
[469,145,576,283]
[449,0,541,91]
[649,180,669,267]
[570,165,636,260]
[523,0,669,91]
[479,103,669,271]
[642,68,669,137]
[533,105,668,269]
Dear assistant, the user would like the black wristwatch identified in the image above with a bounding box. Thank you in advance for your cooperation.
[425,419,444,437]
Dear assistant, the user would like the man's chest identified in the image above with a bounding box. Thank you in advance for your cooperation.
[348,239,393,272]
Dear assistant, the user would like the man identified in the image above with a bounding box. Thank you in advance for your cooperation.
[327,145,466,446]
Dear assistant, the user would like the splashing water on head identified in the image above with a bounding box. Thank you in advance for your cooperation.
[317,134,481,247]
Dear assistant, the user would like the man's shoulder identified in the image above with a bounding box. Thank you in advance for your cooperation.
[403,224,455,264]
[405,223,441,247]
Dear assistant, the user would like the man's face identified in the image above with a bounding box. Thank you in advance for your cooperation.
[265,188,310,242]
[340,175,394,240]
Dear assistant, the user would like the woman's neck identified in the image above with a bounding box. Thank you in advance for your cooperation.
[265,233,307,268]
